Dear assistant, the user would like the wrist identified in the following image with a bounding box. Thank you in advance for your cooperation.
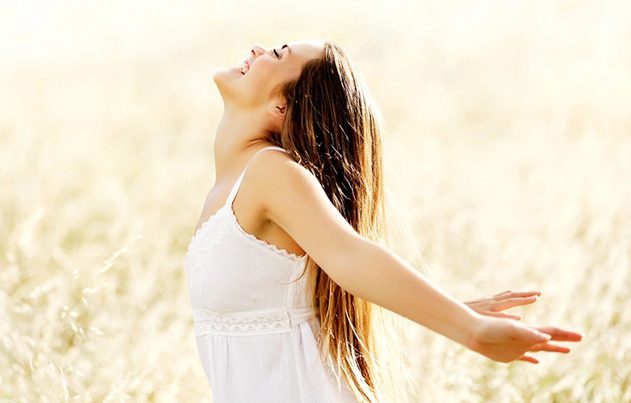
[460,309,484,350]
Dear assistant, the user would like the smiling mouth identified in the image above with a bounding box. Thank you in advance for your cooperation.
[239,60,250,75]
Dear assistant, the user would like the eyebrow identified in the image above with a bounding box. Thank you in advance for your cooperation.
[282,44,290,56]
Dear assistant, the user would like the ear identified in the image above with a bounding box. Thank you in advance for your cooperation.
[268,93,287,119]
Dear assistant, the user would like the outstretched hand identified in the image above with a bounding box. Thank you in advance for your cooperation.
[466,314,583,364]
[463,289,583,364]
[464,289,542,321]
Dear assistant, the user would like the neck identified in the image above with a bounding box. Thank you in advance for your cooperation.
[213,105,274,179]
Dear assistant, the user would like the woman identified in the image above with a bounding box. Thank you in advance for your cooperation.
[184,39,582,403]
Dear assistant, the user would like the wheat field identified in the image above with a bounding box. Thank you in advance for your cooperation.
[1,0,630,402]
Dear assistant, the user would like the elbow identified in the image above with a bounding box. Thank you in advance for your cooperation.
[323,234,373,291]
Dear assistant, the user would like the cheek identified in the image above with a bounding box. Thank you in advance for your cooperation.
[247,60,277,82]
[238,60,285,101]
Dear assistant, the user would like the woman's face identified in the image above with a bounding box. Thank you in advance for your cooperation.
[213,40,325,108]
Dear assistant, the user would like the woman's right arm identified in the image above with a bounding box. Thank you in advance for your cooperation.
[250,151,582,362]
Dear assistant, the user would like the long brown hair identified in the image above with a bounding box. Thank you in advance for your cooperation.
[268,41,419,403]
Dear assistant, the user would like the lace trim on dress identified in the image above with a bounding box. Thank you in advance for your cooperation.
[226,204,308,264]
[193,307,291,335]
[188,205,226,247]
[192,306,318,336]
[184,206,230,291]
[184,144,308,273]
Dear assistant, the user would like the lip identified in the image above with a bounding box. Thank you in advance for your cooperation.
[234,58,251,76]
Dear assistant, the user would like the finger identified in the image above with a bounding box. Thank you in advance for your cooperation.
[493,290,541,299]
[482,311,522,321]
[527,328,553,344]
[501,291,542,299]
[463,298,485,306]
[491,296,539,311]
[513,325,552,345]
[517,354,539,364]
[530,326,583,342]
[530,343,571,353]
[493,290,513,297]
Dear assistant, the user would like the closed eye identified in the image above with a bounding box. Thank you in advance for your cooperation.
[273,48,280,58]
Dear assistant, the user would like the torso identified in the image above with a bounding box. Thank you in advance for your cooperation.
[194,159,306,258]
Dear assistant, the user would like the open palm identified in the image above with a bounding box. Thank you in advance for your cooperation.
[464,289,583,364]
[467,314,582,364]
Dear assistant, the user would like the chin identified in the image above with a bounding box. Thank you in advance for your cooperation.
[212,68,235,92]
[212,68,228,86]
[215,64,242,79]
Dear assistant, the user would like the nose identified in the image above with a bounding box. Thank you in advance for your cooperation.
[251,44,265,58]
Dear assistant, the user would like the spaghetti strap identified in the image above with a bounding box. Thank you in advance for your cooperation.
[224,146,288,209]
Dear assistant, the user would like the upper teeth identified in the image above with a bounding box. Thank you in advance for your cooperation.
[240,61,249,75]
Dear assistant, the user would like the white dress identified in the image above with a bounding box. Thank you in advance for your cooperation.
[184,146,359,403]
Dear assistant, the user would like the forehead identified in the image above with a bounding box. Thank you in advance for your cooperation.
[286,40,325,62]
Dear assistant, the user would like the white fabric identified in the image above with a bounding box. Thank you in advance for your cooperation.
[184,146,358,402]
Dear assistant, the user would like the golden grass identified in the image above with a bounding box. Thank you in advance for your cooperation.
[1,0,630,401]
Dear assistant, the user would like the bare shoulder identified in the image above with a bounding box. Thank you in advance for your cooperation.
[245,148,323,205]
[245,147,364,280]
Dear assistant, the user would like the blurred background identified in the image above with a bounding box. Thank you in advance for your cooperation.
[1,0,630,401]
